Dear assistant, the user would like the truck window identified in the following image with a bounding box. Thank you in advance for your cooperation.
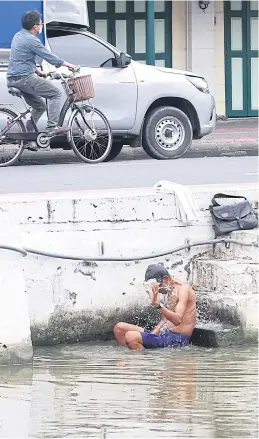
[47,33,117,68]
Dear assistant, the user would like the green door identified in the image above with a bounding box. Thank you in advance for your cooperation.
[225,1,258,117]
[88,1,172,67]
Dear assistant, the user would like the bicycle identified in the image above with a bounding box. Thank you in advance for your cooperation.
[0,66,112,167]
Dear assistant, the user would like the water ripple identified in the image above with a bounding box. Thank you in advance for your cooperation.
[0,343,257,438]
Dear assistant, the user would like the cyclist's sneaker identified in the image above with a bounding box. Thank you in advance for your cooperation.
[45,126,70,136]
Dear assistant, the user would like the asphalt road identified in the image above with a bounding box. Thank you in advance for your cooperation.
[0,154,257,194]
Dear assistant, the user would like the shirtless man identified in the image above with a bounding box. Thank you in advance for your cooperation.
[114,264,196,350]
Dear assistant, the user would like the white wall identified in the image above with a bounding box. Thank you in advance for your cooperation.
[187,0,216,97]
[185,0,226,114]
[214,0,226,115]
[172,0,187,70]
[0,247,33,364]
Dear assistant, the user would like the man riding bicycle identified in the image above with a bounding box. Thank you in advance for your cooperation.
[7,10,76,150]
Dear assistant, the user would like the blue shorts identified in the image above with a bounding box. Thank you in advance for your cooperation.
[141,329,191,349]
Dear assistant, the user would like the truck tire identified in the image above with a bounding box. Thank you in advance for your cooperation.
[104,141,124,162]
[143,106,193,159]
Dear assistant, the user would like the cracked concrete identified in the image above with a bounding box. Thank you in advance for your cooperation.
[192,259,258,295]
[74,261,98,279]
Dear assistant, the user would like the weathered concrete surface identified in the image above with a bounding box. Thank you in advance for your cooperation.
[192,259,258,295]
[0,249,33,365]
[192,227,258,341]
[214,229,258,261]
[0,183,257,347]
[0,183,257,233]
[191,117,258,156]
[30,305,160,346]
[196,292,258,342]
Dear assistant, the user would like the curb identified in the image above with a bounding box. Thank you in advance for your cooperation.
[188,142,258,158]
[19,143,258,164]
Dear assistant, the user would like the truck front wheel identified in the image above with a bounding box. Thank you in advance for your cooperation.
[142,106,193,159]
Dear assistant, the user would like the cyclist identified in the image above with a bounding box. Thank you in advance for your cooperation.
[7,10,76,150]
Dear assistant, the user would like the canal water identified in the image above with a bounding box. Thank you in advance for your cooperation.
[0,342,257,438]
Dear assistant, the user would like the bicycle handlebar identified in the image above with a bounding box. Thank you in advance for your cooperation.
[47,65,81,81]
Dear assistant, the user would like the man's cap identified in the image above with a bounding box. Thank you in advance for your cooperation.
[145,264,170,283]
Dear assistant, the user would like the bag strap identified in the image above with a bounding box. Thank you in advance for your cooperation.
[211,193,247,206]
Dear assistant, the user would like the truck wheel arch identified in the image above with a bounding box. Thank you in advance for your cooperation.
[143,97,200,139]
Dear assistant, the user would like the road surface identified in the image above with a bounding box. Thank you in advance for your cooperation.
[0,155,257,194]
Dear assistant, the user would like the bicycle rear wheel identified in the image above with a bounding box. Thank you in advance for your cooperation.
[0,107,25,167]
[69,105,112,163]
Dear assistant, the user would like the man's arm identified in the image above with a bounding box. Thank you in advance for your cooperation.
[30,37,74,69]
[151,317,166,335]
[153,285,189,326]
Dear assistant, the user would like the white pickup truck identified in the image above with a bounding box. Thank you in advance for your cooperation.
[0,23,216,161]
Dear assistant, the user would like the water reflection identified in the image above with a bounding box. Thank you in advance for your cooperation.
[0,365,33,438]
[0,343,257,438]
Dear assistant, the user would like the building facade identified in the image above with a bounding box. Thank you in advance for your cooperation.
[87,0,258,118]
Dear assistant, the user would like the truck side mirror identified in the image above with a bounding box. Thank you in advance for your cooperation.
[117,52,131,67]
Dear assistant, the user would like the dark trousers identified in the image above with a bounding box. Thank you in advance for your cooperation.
[7,74,62,130]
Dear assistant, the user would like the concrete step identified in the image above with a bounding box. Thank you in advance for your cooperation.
[192,258,258,295]
[196,291,258,341]
[214,229,258,262]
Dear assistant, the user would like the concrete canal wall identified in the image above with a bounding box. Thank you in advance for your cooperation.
[0,182,258,361]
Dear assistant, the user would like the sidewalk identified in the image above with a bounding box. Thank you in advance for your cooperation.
[191,117,258,157]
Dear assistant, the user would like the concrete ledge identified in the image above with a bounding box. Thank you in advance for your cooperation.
[0,183,257,234]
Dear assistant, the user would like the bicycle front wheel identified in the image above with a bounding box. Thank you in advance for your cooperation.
[69,105,112,163]
[0,107,25,167]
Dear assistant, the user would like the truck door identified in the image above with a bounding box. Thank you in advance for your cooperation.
[46,30,138,131]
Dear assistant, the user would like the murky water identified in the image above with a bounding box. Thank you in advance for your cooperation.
[0,342,257,438]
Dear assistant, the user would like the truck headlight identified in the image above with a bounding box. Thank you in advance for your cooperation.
[186,76,210,93]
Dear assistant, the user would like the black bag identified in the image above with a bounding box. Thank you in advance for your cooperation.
[209,193,258,236]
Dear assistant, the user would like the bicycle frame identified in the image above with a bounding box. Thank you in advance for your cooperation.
[0,68,113,166]
[0,105,36,136]
[1,68,95,143]
[1,102,95,145]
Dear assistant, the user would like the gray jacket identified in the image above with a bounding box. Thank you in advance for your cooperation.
[7,28,64,77]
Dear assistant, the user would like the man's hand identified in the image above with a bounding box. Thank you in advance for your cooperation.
[151,282,159,306]
[35,68,47,78]
[62,61,77,71]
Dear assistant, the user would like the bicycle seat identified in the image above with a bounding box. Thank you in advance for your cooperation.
[8,87,22,98]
